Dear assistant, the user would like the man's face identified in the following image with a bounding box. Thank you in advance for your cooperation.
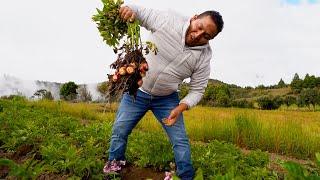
[185,15,218,47]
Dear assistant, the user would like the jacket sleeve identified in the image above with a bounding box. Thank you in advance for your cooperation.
[179,50,212,109]
[127,4,168,32]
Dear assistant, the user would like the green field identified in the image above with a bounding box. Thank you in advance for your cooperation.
[138,106,320,159]
[0,97,319,179]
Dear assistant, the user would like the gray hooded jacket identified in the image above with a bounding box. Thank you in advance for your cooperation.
[129,5,213,109]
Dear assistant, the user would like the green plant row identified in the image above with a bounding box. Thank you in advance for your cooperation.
[0,98,319,179]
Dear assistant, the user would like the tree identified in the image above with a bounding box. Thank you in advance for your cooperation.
[202,84,215,105]
[256,85,266,90]
[282,95,296,108]
[277,78,286,88]
[299,88,320,111]
[231,99,253,108]
[290,73,303,93]
[60,81,78,101]
[178,83,189,100]
[256,96,282,110]
[316,77,320,87]
[32,89,54,100]
[77,85,92,102]
[96,82,110,102]
[303,74,311,88]
[214,85,231,107]
[199,84,231,106]
[296,95,305,108]
[303,75,317,89]
[317,89,320,107]
[97,82,108,96]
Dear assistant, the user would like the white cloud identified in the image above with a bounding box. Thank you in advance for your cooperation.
[0,0,319,87]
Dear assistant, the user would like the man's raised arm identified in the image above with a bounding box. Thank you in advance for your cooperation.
[119,5,168,32]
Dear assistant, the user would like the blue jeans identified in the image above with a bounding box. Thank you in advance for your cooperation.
[108,89,195,179]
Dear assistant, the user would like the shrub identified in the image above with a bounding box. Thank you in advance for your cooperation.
[231,99,254,108]
[256,96,282,110]
[60,82,78,101]
[32,89,54,100]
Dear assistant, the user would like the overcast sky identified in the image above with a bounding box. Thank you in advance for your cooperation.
[1,0,319,87]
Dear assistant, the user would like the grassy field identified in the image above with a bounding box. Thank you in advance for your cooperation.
[29,99,320,159]
[138,106,320,159]
[1,98,319,179]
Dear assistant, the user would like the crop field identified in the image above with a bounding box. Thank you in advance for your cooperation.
[138,106,320,159]
[0,97,319,179]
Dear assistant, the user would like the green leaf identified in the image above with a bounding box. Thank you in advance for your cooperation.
[173,175,180,180]
[96,8,102,14]
[0,159,15,167]
[194,168,204,180]
[316,152,320,168]
[282,161,307,178]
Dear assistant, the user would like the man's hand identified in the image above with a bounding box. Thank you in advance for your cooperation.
[119,6,136,22]
[163,103,188,126]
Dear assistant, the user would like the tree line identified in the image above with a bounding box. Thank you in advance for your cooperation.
[30,82,93,102]
[179,73,320,110]
[24,73,320,110]
[2,73,319,110]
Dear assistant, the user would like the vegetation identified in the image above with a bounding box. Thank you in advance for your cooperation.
[298,88,320,110]
[0,98,319,179]
[59,81,78,101]
[13,98,319,160]
[178,73,320,110]
[32,89,54,100]
[138,108,320,159]
[77,85,93,102]
[256,95,282,110]
[281,153,320,179]
[92,0,127,48]
[92,0,158,100]
[1,72,320,179]
[0,97,110,179]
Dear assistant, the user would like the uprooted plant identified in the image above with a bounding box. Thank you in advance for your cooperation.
[92,0,157,102]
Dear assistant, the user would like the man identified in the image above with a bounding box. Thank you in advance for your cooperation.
[104,4,224,180]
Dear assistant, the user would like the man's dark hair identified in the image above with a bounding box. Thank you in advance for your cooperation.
[199,10,224,35]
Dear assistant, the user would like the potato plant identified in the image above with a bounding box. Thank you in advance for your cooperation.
[92,0,158,100]
[1,98,319,179]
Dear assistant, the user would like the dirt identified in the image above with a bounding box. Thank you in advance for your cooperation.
[0,149,11,179]
[12,144,34,161]
[80,118,90,125]
[1,144,317,180]
[119,165,165,180]
[0,144,34,179]
[1,162,165,180]
[0,166,9,179]
[37,173,69,180]
[1,147,165,180]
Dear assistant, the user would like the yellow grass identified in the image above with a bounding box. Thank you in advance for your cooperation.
[29,100,320,159]
[137,106,320,159]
